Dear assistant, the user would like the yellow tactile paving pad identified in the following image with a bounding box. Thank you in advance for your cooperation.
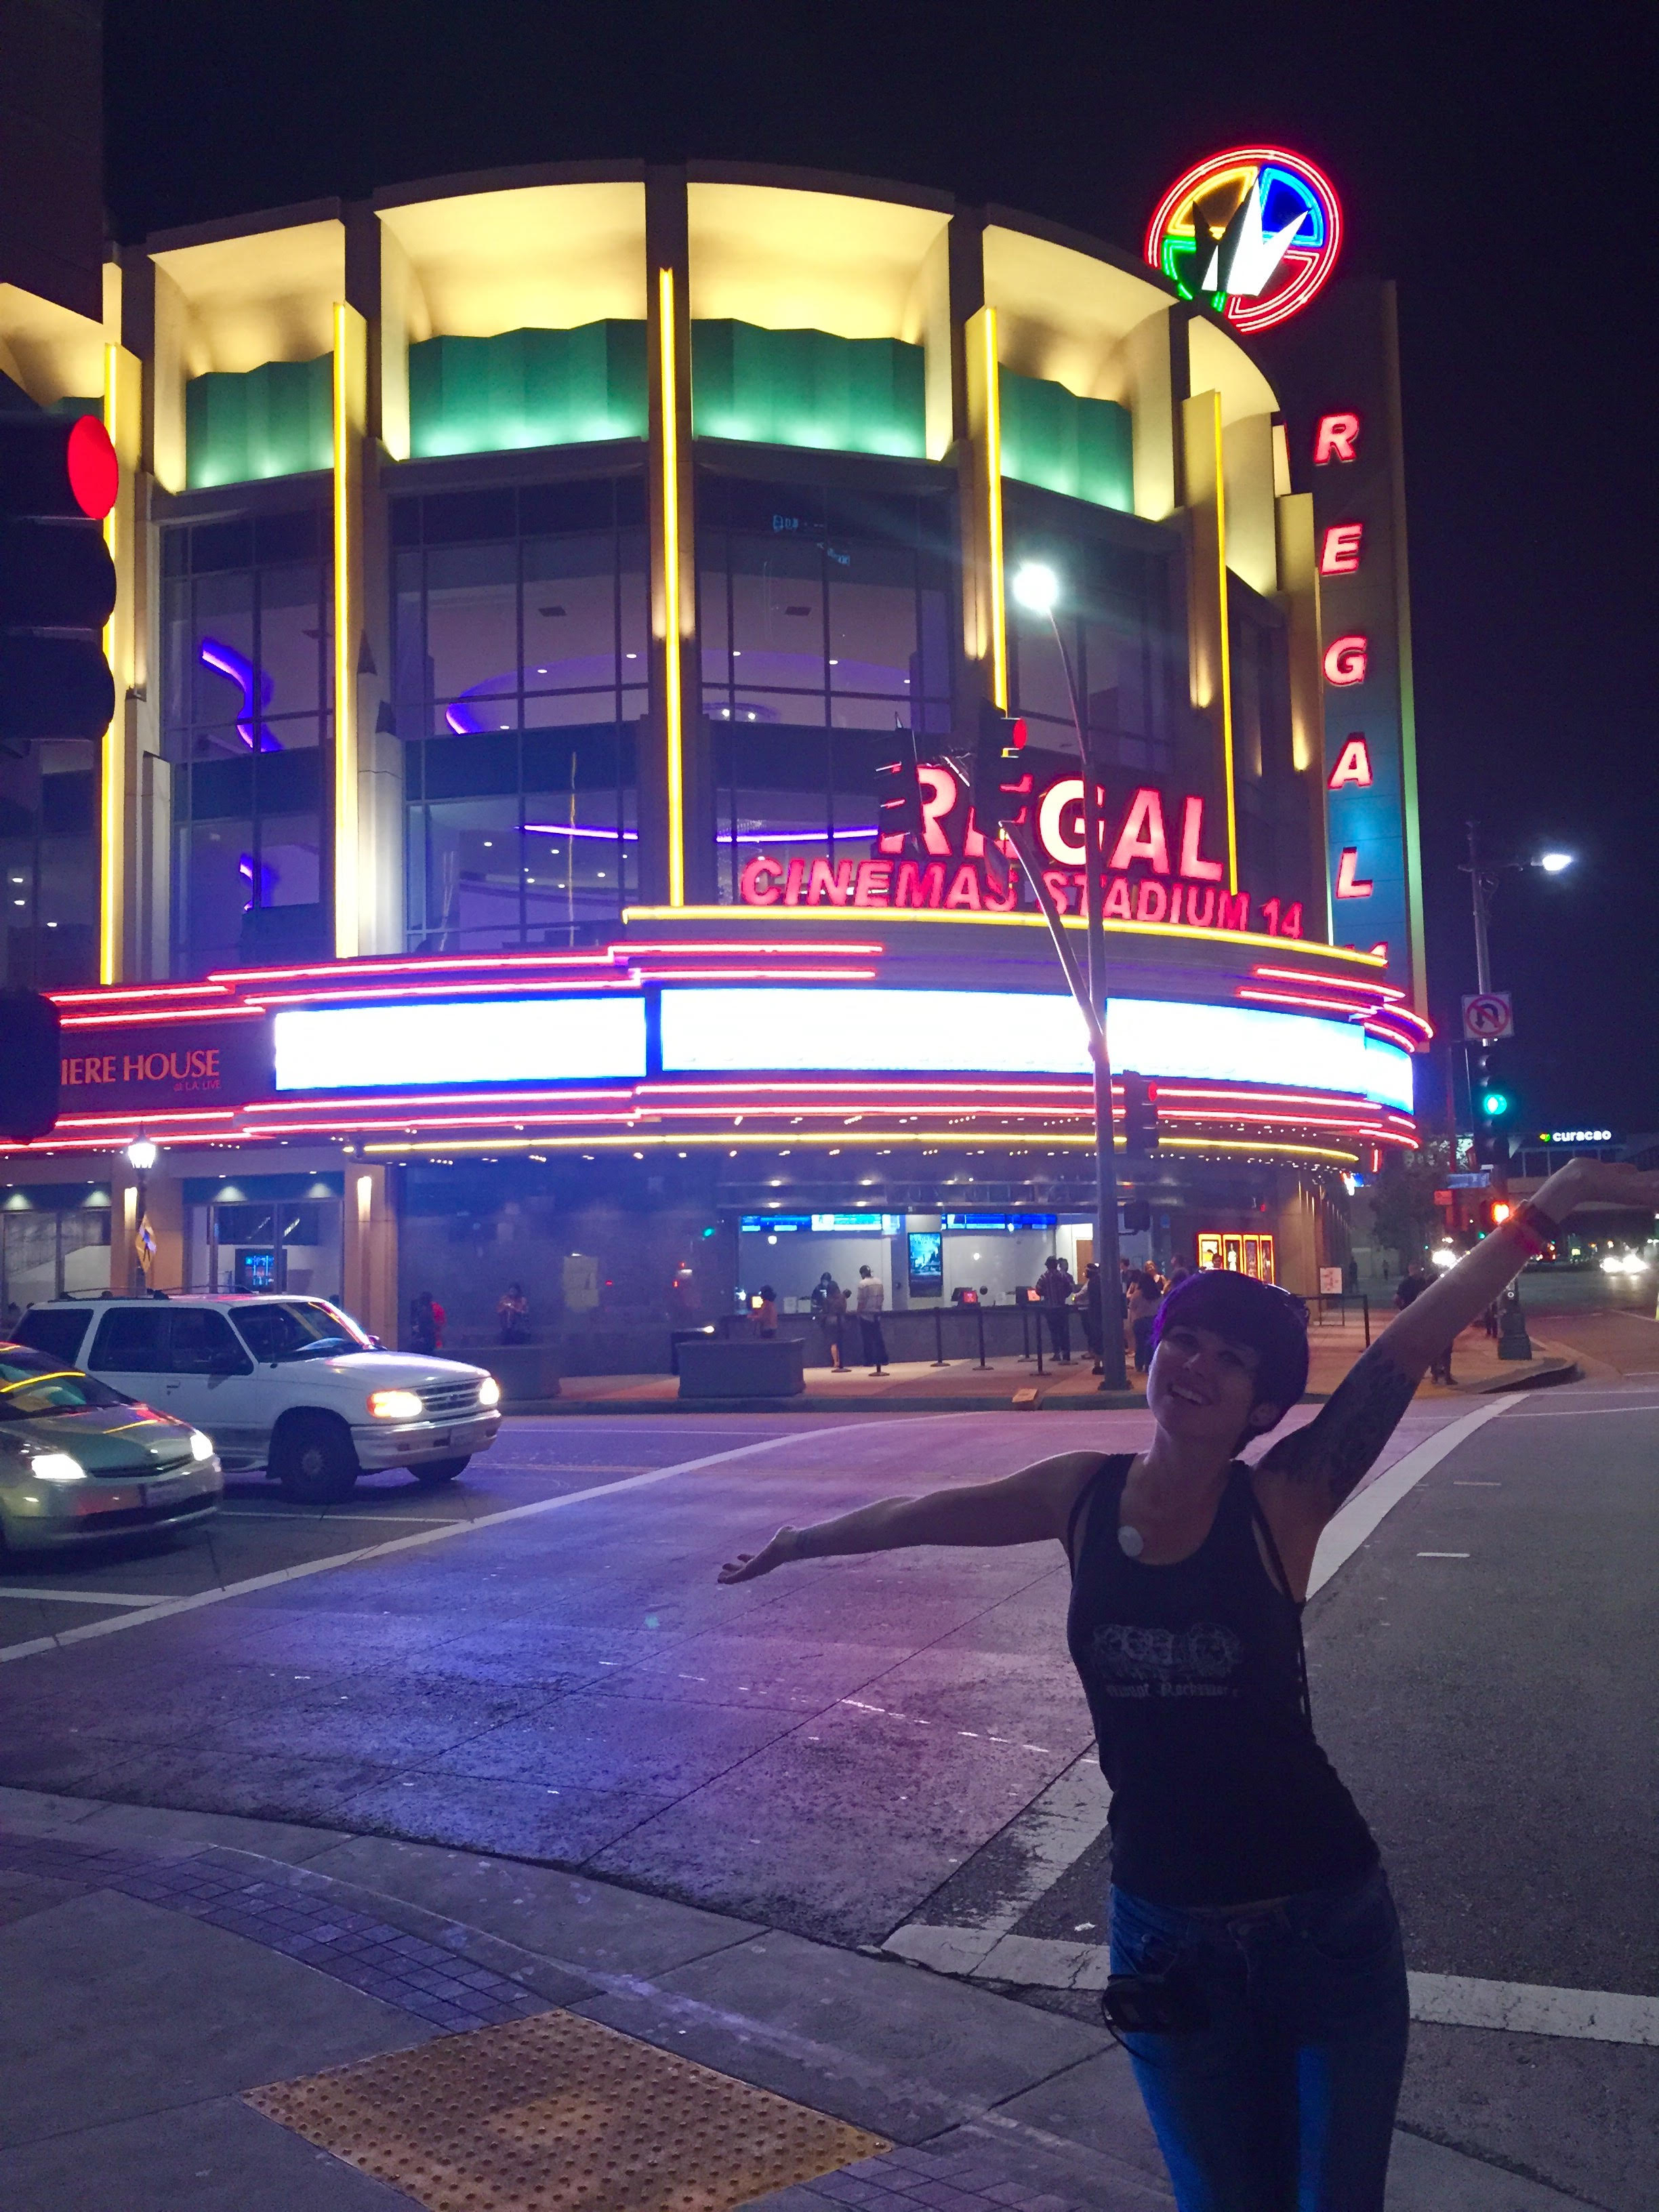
[245,2007,890,2212]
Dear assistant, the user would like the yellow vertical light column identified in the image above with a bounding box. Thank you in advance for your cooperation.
[100,344,142,982]
[1181,390,1238,895]
[961,305,1007,708]
[656,266,686,906]
[332,302,367,956]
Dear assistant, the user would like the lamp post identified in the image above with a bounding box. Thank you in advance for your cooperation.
[1008,563,1127,1389]
[125,1135,157,1290]
[1459,828,1575,1359]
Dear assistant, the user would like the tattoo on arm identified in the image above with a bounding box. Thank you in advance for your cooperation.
[1266,1345,1419,1511]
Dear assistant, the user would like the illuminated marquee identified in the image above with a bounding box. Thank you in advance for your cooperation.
[1145,146,1343,333]
[737,767,1306,936]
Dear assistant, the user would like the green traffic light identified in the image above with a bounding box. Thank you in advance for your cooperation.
[1481,1091,1510,1117]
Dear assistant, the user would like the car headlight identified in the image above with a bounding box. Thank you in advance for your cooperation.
[1601,1254,1624,1273]
[30,1452,86,1483]
[476,1375,501,1408]
[190,1430,215,1461]
[368,1388,424,1421]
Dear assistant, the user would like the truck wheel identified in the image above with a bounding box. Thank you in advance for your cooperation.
[410,1456,470,1486]
[272,1414,359,1503]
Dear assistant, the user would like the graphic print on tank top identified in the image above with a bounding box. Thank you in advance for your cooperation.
[1088,1618,1244,1699]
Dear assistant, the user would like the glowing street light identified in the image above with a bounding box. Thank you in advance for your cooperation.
[1536,851,1574,874]
[1010,562,1060,616]
[125,1136,158,1172]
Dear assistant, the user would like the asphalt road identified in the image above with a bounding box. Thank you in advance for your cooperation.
[0,1296,1653,2209]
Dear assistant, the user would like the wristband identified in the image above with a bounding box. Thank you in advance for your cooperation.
[1508,1201,1559,1261]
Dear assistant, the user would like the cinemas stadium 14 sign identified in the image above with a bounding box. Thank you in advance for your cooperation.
[738,766,1308,937]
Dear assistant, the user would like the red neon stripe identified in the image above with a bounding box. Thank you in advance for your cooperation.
[624,941,885,958]
[50,981,233,1006]
[1251,965,1405,1002]
[258,979,641,1009]
[207,951,624,987]
[60,1002,268,1029]
[1237,988,1375,1018]
[636,968,878,985]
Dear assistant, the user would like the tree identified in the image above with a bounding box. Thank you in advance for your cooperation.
[1369,1144,1447,1271]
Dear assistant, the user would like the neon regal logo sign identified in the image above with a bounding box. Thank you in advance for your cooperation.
[738,765,1306,937]
[1145,146,1343,333]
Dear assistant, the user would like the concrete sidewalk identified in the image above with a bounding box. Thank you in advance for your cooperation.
[0,1785,1591,2211]
[512,1320,1580,1415]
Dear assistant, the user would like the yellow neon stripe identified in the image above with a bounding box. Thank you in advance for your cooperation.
[99,344,121,984]
[332,306,355,955]
[1211,397,1238,896]
[983,308,1007,710]
[659,267,685,907]
[621,904,1389,965]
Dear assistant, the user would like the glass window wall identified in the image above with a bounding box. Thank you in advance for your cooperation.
[394,478,646,949]
[162,508,330,975]
[697,470,955,901]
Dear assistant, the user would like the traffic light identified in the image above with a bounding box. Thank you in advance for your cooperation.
[0,989,60,1139]
[968,699,1033,833]
[1121,1200,1151,1235]
[1122,1070,1159,1157]
[872,744,924,847]
[0,409,119,742]
[1480,1090,1510,1118]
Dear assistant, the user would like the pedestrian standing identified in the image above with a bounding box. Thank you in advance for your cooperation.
[821,1279,848,1371]
[718,1155,1659,2212]
[408,1289,438,1355]
[1164,1256,1191,1292]
[1038,1256,1074,1362]
[1126,1268,1162,1374]
[430,1294,447,1351]
[1075,1262,1103,1371]
[497,1282,530,1344]
[854,1265,887,1370]
[756,1285,779,1338]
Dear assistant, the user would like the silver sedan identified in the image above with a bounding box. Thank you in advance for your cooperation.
[0,1344,223,1551]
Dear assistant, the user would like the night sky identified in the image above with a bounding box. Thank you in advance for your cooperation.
[105,2,1658,1135]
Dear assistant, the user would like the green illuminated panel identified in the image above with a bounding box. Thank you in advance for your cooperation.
[186,356,333,489]
[998,367,1132,512]
[691,321,926,459]
[409,323,648,458]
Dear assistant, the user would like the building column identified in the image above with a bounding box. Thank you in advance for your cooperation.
[958,296,1006,717]
[110,1160,183,1293]
[342,1163,398,1345]
[99,340,142,982]
[1180,389,1238,898]
[331,302,368,956]
[642,168,705,908]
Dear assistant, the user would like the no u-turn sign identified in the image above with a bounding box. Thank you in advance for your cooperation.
[1462,992,1515,1043]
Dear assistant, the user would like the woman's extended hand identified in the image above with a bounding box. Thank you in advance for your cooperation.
[717,1528,800,1582]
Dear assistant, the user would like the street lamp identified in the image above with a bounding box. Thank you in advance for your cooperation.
[125,1136,158,1172]
[1007,562,1127,1389]
[1536,851,1574,875]
[125,1135,158,1289]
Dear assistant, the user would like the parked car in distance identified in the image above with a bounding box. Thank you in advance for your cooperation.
[13,1296,502,1504]
[0,1341,222,1551]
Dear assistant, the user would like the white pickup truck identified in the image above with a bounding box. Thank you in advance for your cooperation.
[15,1294,501,1504]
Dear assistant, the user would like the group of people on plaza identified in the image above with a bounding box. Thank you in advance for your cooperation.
[1035,1251,1193,1376]
[808,1267,890,1370]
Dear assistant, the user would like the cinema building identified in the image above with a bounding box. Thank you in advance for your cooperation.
[0,157,1427,1357]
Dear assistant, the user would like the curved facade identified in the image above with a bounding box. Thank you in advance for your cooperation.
[0,163,1426,1345]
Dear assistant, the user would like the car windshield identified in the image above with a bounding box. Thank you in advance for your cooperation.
[0,1350,128,1418]
[231,1301,372,1364]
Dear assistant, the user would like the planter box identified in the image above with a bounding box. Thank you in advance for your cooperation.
[677,1338,806,1399]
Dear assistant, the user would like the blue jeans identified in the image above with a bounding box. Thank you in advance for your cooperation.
[1109,1864,1409,2211]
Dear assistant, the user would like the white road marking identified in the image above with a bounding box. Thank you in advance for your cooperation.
[1512,1401,1659,1418]
[1417,1552,1469,1559]
[884,1927,1659,2043]
[1452,1480,1500,1486]
[219,1509,457,1524]
[0,1587,176,1608]
[1407,1973,1659,2046]
[1305,1397,1519,1596]
[0,1416,979,1665]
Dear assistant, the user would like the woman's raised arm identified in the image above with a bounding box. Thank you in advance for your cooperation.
[717,1450,1103,1583]
[1261,1157,1659,1522]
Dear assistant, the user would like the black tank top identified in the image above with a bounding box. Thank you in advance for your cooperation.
[1065,1454,1377,1906]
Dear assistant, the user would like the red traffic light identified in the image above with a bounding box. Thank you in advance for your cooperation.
[66,414,118,520]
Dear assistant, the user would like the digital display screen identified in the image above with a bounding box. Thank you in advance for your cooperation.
[273,996,648,1092]
[657,987,1413,1111]
[907,1231,943,1288]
